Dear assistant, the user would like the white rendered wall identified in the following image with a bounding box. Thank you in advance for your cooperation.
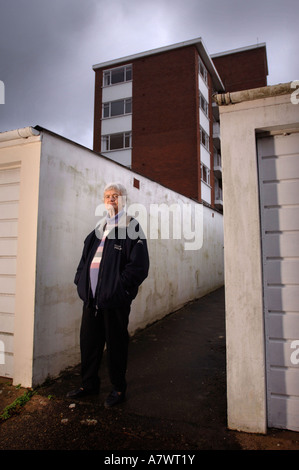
[218,89,299,433]
[32,131,224,385]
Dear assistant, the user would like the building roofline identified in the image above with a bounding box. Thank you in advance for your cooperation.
[211,42,267,59]
[92,37,207,69]
[211,42,268,77]
[92,37,225,92]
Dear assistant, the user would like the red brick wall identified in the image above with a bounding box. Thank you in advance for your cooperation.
[131,46,200,200]
[212,46,268,92]
[208,73,215,207]
[93,69,103,153]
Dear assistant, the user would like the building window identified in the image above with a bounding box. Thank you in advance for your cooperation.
[198,57,208,84]
[201,163,210,186]
[103,65,132,86]
[102,98,132,118]
[199,91,209,117]
[200,126,209,151]
[102,132,132,151]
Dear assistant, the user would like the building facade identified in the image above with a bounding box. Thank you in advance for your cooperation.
[93,38,268,210]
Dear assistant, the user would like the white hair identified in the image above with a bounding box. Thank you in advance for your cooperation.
[104,182,127,196]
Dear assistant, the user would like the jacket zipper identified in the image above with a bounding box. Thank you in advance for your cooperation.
[87,234,102,313]
[95,233,109,312]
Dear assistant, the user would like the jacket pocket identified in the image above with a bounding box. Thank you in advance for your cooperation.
[97,276,130,308]
[117,279,132,305]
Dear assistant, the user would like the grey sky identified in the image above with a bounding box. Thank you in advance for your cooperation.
[0,0,298,148]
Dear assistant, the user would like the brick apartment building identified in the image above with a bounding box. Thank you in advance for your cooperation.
[92,38,268,210]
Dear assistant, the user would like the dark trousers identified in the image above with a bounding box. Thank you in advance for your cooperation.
[80,304,130,393]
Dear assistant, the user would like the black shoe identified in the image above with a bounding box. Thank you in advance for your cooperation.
[104,390,126,408]
[66,387,98,399]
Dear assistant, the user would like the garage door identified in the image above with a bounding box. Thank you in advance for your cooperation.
[258,131,299,432]
[0,165,20,378]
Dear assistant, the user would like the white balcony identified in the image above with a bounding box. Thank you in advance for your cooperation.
[214,186,223,209]
[214,151,222,178]
[212,101,219,121]
[213,121,221,150]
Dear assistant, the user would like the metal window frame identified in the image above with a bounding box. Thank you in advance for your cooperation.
[102,64,133,87]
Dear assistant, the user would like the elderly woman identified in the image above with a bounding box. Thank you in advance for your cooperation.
[68,183,149,407]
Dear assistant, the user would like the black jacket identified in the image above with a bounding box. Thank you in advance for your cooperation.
[74,215,149,309]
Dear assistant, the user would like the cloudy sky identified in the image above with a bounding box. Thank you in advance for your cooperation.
[0,0,298,148]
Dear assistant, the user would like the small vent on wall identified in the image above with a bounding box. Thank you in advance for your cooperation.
[133,178,140,189]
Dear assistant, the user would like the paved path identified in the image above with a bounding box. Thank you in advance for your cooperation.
[1,287,299,451]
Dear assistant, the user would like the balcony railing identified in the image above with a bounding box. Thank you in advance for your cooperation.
[214,186,223,209]
[214,150,222,177]
[214,151,221,167]
[213,121,220,139]
[213,121,221,150]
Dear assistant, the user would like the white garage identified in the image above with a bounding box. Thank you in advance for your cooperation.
[0,164,20,378]
[257,131,299,431]
[216,82,299,433]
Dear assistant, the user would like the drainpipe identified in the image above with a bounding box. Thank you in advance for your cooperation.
[0,126,40,143]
